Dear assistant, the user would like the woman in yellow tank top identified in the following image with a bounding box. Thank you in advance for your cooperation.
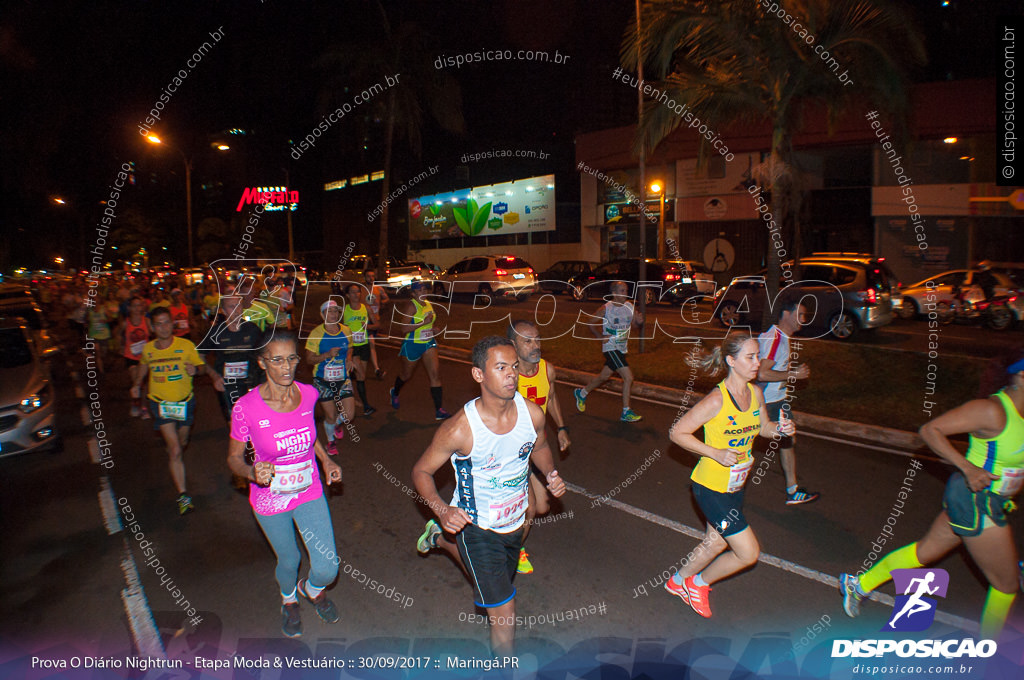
[666,334,795,618]
[840,356,1024,640]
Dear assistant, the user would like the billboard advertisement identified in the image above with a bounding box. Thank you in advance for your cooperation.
[408,174,555,240]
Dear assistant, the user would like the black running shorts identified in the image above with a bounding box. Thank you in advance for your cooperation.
[455,523,524,608]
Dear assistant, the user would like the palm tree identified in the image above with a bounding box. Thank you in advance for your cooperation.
[318,3,464,273]
[623,0,925,317]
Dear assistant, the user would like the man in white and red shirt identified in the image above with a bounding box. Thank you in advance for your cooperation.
[757,299,818,505]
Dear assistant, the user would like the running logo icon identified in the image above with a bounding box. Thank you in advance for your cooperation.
[884,568,949,632]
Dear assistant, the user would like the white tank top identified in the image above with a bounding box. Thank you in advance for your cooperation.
[451,392,536,533]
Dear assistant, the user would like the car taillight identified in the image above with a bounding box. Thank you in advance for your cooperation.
[494,268,508,276]
[860,288,877,303]
[664,273,681,281]
[527,268,534,273]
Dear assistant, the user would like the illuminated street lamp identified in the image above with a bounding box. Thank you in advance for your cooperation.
[146,135,194,267]
[146,135,228,267]
[649,181,666,259]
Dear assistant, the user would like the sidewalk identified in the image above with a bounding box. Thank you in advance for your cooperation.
[380,339,936,454]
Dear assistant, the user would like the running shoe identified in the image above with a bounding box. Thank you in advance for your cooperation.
[390,387,400,409]
[375,369,386,380]
[517,548,534,574]
[621,408,643,423]
[574,388,586,413]
[786,488,821,505]
[416,519,441,554]
[664,576,690,604]
[281,602,302,638]
[839,573,864,618]
[683,575,712,618]
[326,439,339,456]
[363,405,377,417]
[298,579,339,624]
[435,407,452,421]
[130,404,140,417]
[176,493,194,516]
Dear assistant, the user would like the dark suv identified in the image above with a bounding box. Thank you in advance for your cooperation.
[713,253,898,339]
[568,258,708,305]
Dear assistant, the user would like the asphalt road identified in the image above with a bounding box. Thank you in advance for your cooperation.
[2,335,1023,679]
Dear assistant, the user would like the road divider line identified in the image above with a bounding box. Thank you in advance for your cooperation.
[80,406,91,426]
[566,481,977,632]
[71,353,166,659]
[120,536,166,659]
[98,475,122,534]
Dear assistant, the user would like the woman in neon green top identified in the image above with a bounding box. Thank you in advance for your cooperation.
[840,356,1024,640]
[666,334,794,618]
[389,281,450,421]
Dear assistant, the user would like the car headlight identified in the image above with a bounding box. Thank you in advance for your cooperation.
[20,384,50,413]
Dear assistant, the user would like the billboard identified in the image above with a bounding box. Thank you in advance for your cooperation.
[408,174,555,240]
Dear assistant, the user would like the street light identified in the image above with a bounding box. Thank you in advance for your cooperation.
[649,181,666,259]
[146,135,194,267]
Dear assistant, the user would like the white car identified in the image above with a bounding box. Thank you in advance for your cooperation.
[437,255,538,301]
[898,269,1022,323]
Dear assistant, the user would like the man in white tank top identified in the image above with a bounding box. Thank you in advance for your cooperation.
[412,336,566,655]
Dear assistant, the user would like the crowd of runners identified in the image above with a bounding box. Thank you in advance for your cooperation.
[29,269,1022,652]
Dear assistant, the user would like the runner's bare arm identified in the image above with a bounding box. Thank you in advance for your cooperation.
[527,400,565,496]
[412,412,474,532]
[920,398,1003,490]
[545,361,571,451]
[590,302,607,338]
[313,438,342,483]
[669,388,738,466]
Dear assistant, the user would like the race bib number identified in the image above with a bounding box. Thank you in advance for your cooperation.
[130,340,146,356]
[157,400,188,421]
[223,361,248,379]
[271,460,314,495]
[324,361,345,381]
[995,467,1024,496]
[489,490,527,529]
[352,331,366,344]
[727,456,754,493]
[417,327,434,342]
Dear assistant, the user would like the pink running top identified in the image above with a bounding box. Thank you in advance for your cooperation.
[230,382,322,515]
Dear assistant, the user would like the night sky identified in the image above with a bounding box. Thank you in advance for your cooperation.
[0,0,1015,270]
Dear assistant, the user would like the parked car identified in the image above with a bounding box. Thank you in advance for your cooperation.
[0,317,61,456]
[898,268,1023,325]
[437,255,538,300]
[675,260,717,296]
[568,258,709,305]
[538,260,599,295]
[0,296,59,355]
[713,253,897,339]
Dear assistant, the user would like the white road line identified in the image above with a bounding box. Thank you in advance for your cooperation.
[80,406,91,426]
[74,361,166,658]
[566,482,978,632]
[120,537,166,659]
[98,475,122,535]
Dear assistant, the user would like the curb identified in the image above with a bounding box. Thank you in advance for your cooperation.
[379,339,929,453]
